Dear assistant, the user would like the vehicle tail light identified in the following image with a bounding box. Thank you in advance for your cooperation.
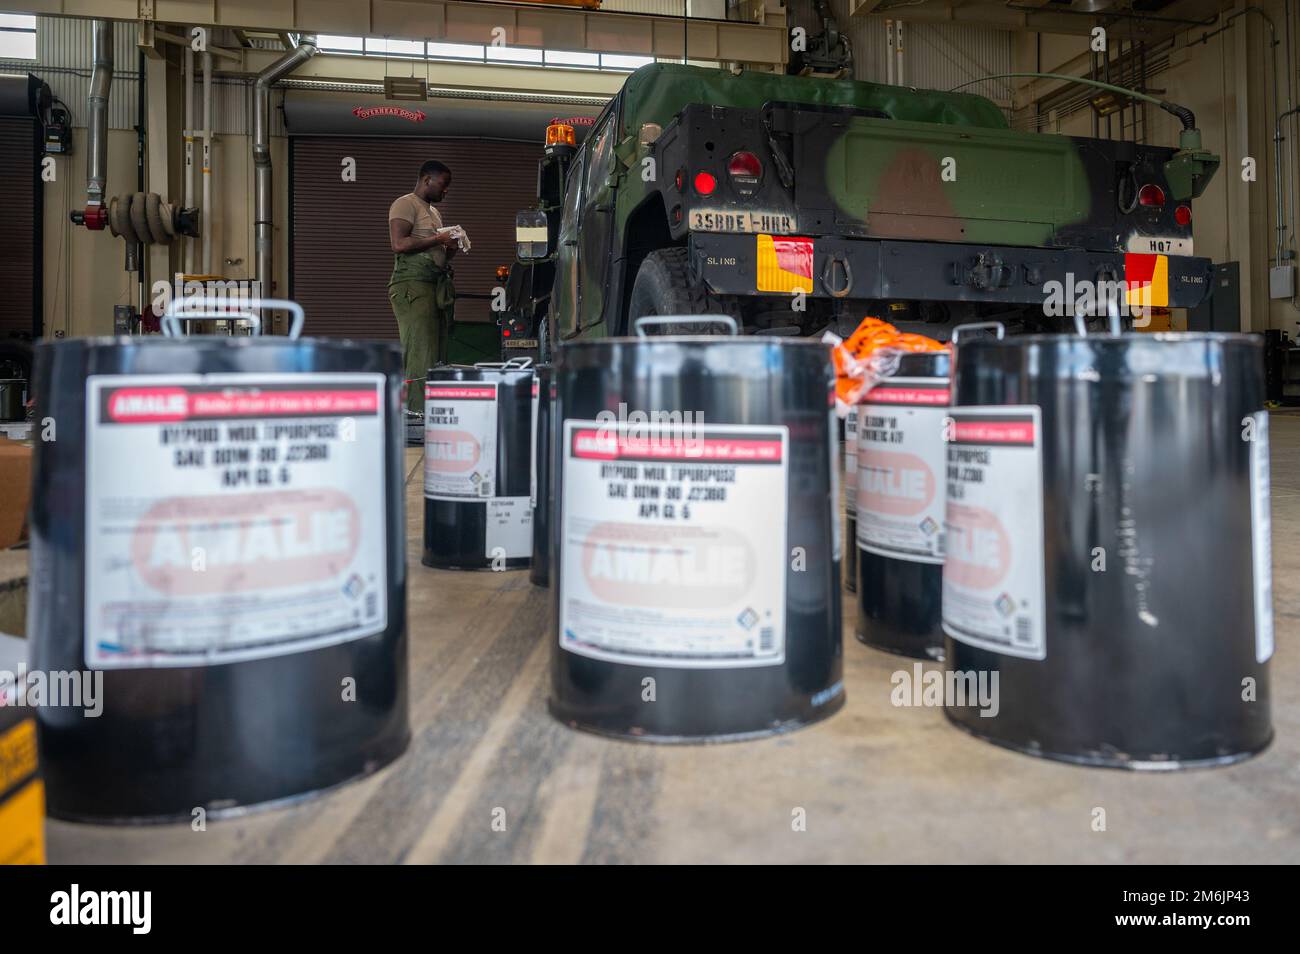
[1138,184,1166,207]
[1175,205,1192,226]
[727,151,763,179]
[694,171,717,195]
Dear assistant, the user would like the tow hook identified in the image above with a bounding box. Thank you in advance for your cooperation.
[821,254,853,298]
[953,252,1013,291]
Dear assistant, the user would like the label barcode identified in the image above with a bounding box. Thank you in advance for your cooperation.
[365,592,378,618]
[1014,616,1032,645]
[759,627,775,652]
[478,482,492,497]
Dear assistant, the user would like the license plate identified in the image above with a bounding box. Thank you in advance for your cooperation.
[504,339,538,349]
[689,209,797,234]
[1127,235,1193,256]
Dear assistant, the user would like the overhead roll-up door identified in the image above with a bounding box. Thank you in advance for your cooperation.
[290,137,544,339]
[0,75,45,340]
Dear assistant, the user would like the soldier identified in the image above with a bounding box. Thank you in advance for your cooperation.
[388,160,460,417]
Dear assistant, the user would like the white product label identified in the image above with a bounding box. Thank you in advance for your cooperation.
[84,372,389,669]
[529,378,540,510]
[1250,411,1274,663]
[942,406,1046,660]
[559,420,788,669]
[486,496,533,560]
[856,377,949,565]
[424,381,498,499]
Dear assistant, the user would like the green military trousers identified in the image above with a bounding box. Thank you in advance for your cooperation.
[389,278,453,414]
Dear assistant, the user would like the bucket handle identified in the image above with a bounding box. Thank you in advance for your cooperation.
[1073,295,1124,338]
[633,315,739,337]
[162,296,306,339]
[950,321,1006,344]
[473,357,534,370]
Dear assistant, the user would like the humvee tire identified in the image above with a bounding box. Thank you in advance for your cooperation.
[627,248,738,333]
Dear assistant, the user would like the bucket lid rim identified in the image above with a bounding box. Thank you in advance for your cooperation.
[955,331,1262,346]
[561,335,830,347]
[36,335,400,348]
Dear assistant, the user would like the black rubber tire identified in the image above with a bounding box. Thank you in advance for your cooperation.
[627,247,739,335]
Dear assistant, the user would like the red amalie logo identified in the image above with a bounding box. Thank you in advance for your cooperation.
[425,385,495,401]
[952,419,1035,444]
[866,386,949,406]
[107,387,378,423]
[426,429,481,473]
[353,105,426,122]
[944,503,1010,589]
[579,522,754,609]
[130,490,360,595]
[857,452,935,517]
[571,429,782,463]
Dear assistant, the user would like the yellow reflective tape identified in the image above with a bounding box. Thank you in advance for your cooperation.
[0,780,46,865]
[1126,254,1169,310]
[756,234,813,294]
[0,719,37,794]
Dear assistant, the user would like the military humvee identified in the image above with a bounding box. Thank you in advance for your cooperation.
[516,63,1219,349]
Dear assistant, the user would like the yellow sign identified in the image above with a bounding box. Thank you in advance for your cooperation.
[0,718,37,792]
[0,719,44,865]
[756,234,814,294]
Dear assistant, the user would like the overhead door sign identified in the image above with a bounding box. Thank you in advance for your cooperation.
[84,373,389,669]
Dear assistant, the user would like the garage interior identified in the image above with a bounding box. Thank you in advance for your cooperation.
[0,0,1297,867]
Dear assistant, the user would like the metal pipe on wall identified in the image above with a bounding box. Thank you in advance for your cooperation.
[86,19,112,209]
[254,34,319,317]
[202,50,213,276]
[184,46,194,275]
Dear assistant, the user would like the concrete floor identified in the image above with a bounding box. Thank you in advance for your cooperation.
[34,412,1300,863]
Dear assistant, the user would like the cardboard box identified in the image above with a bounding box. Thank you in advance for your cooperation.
[0,441,31,549]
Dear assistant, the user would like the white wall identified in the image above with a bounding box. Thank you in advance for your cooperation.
[1019,3,1297,334]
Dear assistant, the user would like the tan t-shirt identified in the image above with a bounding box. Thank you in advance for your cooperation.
[388,192,448,268]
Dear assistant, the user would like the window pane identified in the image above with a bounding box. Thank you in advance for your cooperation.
[365,37,424,56]
[601,54,654,71]
[486,45,543,64]
[546,50,599,68]
[584,115,615,196]
[427,41,485,60]
[317,34,364,52]
[0,32,36,60]
[0,14,37,29]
